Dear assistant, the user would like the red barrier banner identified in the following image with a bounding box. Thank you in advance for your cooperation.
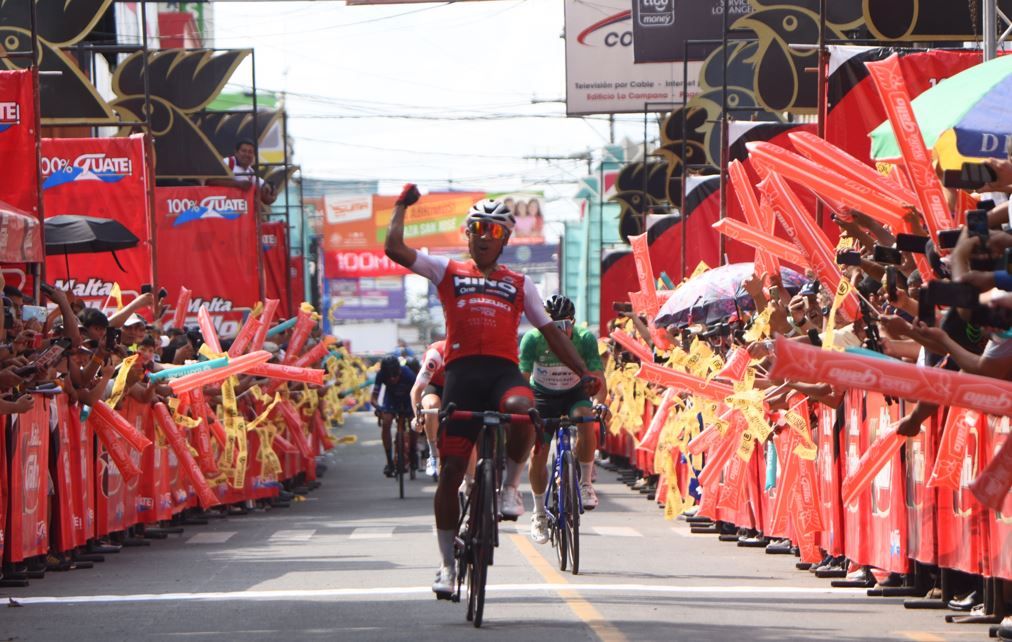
[0,415,5,561]
[863,394,908,575]
[984,416,1012,580]
[842,389,872,569]
[936,408,989,576]
[52,396,84,552]
[0,69,40,217]
[866,55,953,245]
[71,406,95,546]
[771,338,1012,417]
[154,185,260,337]
[5,397,49,563]
[905,409,939,566]
[816,405,844,557]
[43,135,152,304]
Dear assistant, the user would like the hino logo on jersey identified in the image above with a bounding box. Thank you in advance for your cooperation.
[452,275,518,302]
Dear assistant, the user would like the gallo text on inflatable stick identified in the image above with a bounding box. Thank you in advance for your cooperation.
[172,286,191,330]
[168,350,272,396]
[250,362,326,387]
[152,402,220,509]
[866,55,953,245]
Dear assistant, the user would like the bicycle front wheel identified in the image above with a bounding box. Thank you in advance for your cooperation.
[564,451,580,575]
[468,461,495,628]
[395,424,405,499]
[556,454,570,572]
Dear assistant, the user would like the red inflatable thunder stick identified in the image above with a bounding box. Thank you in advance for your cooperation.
[168,350,272,395]
[172,286,191,330]
[251,298,280,351]
[197,305,223,355]
[637,361,735,400]
[727,159,780,277]
[711,218,808,268]
[283,305,316,365]
[758,172,860,320]
[866,54,954,246]
[746,141,910,230]
[91,401,153,454]
[228,313,263,357]
[609,330,653,362]
[152,402,220,509]
[252,362,326,386]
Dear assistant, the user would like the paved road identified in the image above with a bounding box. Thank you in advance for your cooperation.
[1,413,992,641]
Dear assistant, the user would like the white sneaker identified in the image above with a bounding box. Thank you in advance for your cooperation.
[432,565,455,595]
[425,456,438,478]
[500,485,525,518]
[580,483,598,510]
[530,512,549,544]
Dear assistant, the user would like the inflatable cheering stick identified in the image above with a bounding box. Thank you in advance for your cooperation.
[172,286,191,330]
[197,305,223,355]
[251,299,280,351]
[152,402,220,509]
[283,304,317,364]
[91,401,153,454]
[229,313,263,357]
[168,350,272,395]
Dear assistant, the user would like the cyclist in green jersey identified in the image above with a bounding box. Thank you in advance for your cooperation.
[520,295,606,544]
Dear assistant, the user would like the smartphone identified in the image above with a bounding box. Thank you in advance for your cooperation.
[140,284,153,295]
[896,234,929,254]
[885,267,898,302]
[979,199,997,212]
[612,302,633,313]
[963,162,998,189]
[967,209,990,241]
[928,280,980,308]
[12,364,38,377]
[768,286,781,301]
[21,305,46,324]
[918,292,936,326]
[807,328,823,347]
[158,287,169,300]
[937,228,962,250]
[105,327,121,352]
[873,245,903,265]
[836,250,862,266]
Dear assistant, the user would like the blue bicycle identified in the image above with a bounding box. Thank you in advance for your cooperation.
[542,414,597,575]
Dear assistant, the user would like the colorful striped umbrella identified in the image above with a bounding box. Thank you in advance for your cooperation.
[869,54,1012,169]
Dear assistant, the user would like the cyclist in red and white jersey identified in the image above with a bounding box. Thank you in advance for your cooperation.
[411,339,447,480]
[385,184,600,596]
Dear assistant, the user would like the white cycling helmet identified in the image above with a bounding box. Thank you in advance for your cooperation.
[466,199,515,233]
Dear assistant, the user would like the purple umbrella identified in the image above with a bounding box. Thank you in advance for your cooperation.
[654,262,806,328]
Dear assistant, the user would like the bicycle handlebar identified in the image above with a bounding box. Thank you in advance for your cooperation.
[540,415,599,427]
[420,404,540,426]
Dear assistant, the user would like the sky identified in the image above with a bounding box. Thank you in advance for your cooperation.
[208,1,647,209]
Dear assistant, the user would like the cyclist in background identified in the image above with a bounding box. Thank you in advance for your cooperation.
[371,355,418,477]
[411,338,447,480]
[521,295,606,544]
[384,184,600,596]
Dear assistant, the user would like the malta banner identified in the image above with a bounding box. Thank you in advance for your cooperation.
[42,135,152,306]
[826,46,980,165]
[154,185,260,336]
[0,69,39,217]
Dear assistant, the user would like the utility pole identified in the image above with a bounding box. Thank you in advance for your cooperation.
[983,0,997,60]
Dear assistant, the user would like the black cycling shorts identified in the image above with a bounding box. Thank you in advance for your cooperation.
[423,383,443,398]
[534,387,592,444]
[439,356,534,459]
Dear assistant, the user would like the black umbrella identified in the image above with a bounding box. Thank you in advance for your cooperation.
[44,215,140,277]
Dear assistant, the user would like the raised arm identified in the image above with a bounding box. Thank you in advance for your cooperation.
[384,184,421,268]
[108,292,154,328]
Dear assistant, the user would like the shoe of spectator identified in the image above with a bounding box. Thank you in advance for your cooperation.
[997,615,1012,640]
[765,539,793,554]
[580,483,598,510]
[530,513,549,544]
[947,590,980,611]
[631,478,649,490]
[432,565,455,596]
[500,485,525,519]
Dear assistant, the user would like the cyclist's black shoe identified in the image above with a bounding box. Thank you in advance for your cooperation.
[383,464,395,478]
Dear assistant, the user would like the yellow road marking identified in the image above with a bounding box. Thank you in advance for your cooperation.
[898,632,946,642]
[510,534,626,642]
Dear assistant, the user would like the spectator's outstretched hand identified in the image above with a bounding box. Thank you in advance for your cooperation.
[982,158,1012,193]
[396,183,420,207]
